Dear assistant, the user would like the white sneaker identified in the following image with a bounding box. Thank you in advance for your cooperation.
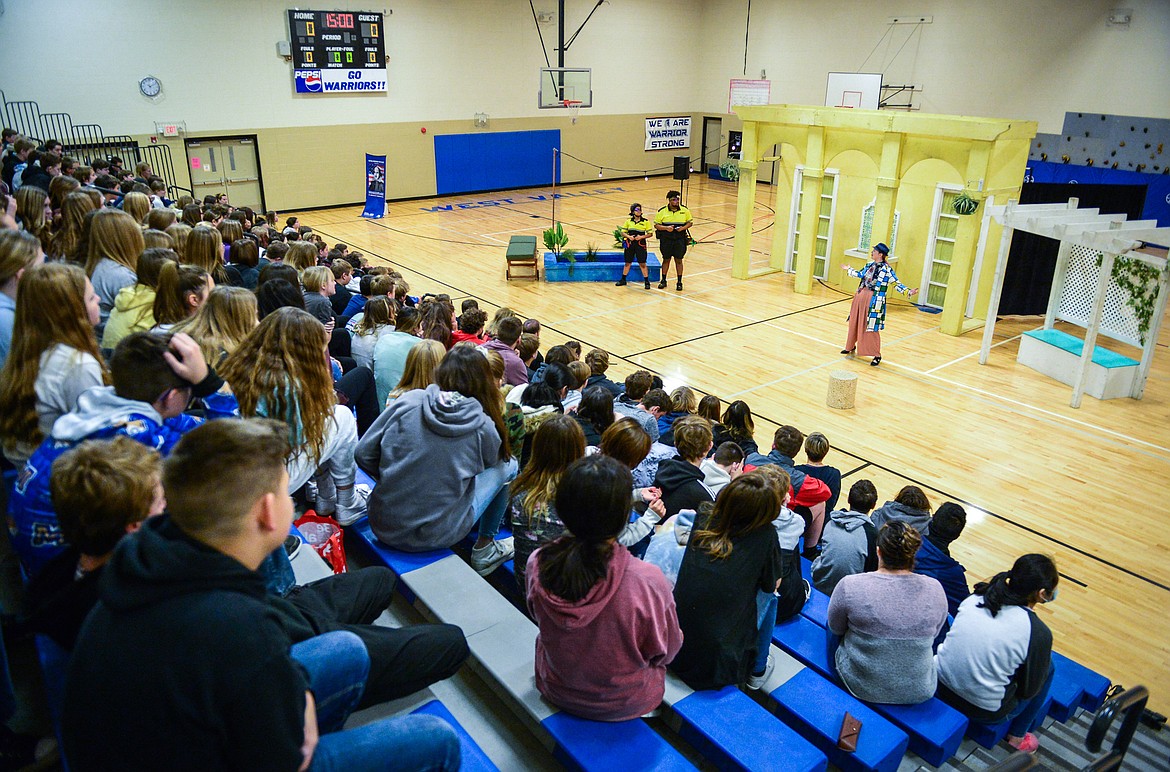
[470,537,515,576]
[334,483,371,527]
[746,655,774,691]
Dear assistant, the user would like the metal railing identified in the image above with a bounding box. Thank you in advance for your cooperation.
[1,88,190,196]
[1084,685,1150,772]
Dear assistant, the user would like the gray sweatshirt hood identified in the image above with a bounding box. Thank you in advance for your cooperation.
[417,384,491,438]
[51,386,162,441]
[829,509,873,532]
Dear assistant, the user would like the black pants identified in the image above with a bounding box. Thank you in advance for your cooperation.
[285,567,470,706]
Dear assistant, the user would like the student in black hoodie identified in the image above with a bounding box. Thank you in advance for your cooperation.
[653,415,715,518]
[63,419,462,771]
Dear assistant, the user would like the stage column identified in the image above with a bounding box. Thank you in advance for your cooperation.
[871,132,903,260]
[793,127,825,294]
[731,123,760,279]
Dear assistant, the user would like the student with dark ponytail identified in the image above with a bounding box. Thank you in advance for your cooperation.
[527,455,682,721]
[826,521,948,704]
[936,554,1059,754]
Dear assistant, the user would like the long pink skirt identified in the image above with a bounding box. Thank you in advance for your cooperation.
[844,288,881,358]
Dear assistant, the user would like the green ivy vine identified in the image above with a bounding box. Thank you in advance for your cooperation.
[1095,253,1164,344]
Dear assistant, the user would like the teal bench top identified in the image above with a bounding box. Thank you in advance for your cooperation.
[1023,329,1139,369]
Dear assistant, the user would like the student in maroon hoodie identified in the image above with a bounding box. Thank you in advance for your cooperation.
[527,455,683,721]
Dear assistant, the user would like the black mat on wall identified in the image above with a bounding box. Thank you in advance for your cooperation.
[998,183,1147,316]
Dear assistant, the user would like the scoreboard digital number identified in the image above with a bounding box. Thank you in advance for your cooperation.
[289,9,387,94]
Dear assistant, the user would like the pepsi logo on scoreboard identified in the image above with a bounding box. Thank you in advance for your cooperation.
[294,69,387,93]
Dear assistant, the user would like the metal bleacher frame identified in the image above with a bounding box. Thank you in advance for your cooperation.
[1,88,190,198]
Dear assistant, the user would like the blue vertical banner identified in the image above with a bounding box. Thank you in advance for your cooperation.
[362,154,386,219]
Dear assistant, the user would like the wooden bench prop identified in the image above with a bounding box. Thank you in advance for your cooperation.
[505,235,539,280]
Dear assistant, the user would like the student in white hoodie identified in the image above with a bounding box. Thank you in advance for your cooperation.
[700,441,745,496]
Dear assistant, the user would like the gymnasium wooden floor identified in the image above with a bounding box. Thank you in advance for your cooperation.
[293,175,1170,713]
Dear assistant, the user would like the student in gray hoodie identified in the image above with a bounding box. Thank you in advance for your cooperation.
[811,480,879,595]
[871,485,933,536]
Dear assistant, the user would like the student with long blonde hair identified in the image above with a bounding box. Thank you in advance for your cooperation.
[152,262,211,332]
[182,225,229,286]
[172,285,258,366]
[121,191,151,225]
[0,229,44,368]
[84,209,143,328]
[220,307,367,524]
[386,338,444,403]
[0,263,107,464]
[285,241,317,272]
[165,222,192,261]
[49,190,98,261]
[101,248,175,349]
[15,185,52,253]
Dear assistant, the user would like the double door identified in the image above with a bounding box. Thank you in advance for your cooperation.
[185,136,264,211]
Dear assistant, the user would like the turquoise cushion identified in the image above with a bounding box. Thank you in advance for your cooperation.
[1023,329,1139,369]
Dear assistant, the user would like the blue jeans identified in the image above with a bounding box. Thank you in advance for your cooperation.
[1005,664,1056,737]
[290,631,369,734]
[309,714,461,772]
[472,457,518,540]
[754,591,778,674]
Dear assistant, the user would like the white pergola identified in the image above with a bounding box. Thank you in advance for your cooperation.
[978,199,1170,408]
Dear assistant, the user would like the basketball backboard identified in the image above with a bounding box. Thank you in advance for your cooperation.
[539,68,592,108]
[825,72,881,110]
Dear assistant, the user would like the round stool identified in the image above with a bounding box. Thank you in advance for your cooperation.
[827,370,857,410]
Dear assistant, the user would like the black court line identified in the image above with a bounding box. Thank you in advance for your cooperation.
[730,298,852,331]
[842,462,872,477]
[312,225,1170,596]
[625,330,725,359]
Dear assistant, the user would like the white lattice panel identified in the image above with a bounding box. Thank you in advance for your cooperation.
[1057,245,1142,347]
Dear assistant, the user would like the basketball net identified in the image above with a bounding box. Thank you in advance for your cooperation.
[562,100,582,124]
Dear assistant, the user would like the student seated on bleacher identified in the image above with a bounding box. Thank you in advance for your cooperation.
[528,456,682,721]
[935,554,1058,754]
[358,346,518,574]
[8,332,235,576]
[612,370,661,442]
[653,416,715,519]
[811,479,879,596]
[479,315,527,386]
[754,465,811,624]
[746,425,832,550]
[699,441,744,496]
[570,385,615,446]
[871,485,933,536]
[827,522,948,705]
[62,419,463,771]
[24,437,165,650]
[714,400,759,457]
[583,348,624,396]
[913,502,970,617]
[671,472,784,691]
[656,385,697,447]
[795,432,842,516]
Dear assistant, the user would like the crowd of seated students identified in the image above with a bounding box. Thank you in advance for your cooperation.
[0,132,1061,764]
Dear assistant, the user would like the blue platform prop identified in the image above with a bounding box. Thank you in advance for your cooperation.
[544,251,662,283]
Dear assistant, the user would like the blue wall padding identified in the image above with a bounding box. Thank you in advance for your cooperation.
[434,130,561,195]
[1027,160,1170,228]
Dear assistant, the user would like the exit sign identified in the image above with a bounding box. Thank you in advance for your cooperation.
[153,122,185,137]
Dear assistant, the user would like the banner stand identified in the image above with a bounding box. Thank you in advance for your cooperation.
[362,154,386,219]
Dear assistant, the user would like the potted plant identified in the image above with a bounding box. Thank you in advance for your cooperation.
[543,222,576,273]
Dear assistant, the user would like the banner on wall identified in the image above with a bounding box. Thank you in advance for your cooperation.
[362,154,386,219]
[645,117,691,151]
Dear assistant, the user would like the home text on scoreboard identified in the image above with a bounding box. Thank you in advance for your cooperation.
[288,9,388,94]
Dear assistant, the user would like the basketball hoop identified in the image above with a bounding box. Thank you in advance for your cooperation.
[562,100,582,124]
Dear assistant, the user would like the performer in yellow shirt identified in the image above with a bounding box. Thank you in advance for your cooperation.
[616,203,652,290]
[653,190,692,291]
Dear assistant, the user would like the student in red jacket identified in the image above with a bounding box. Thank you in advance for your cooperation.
[527,455,682,721]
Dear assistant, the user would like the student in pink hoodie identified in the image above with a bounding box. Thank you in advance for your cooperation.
[527,455,683,721]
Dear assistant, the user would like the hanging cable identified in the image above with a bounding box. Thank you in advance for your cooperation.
[529,1,552,69]
[856,24,893,72]
[743,0,752,76]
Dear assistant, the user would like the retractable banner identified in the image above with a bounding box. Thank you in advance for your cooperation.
[362,154,386,218]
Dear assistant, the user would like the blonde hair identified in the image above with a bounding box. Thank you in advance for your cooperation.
[285,241,317,272]
[15,186,51,252]
[301,265,331,293]
[670,385,698,414]
[85,209,143,277]
[121,192,151,224]
[355,296,393,337]
[172,285,259,365]
[183,225,228,285]
[567,360,590,390]
[220,308,336,463]
[0,264,108,450]
[388,339,445,401]
[164,223,192,261]
[0,229,42,286]
[142,228,174,251]
[217,220,243,247]
[486,306,517,338]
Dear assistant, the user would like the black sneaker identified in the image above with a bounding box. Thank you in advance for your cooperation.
[657,279,668,289]
[615,278,627,286]
[644,279,651,289]
[676,280,683,291]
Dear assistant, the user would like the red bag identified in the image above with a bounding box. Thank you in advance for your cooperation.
[295,511,348,574]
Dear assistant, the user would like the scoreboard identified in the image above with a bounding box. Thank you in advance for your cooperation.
[288,9,387,94]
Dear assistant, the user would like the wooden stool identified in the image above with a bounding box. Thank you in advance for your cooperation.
[827,370,857,410]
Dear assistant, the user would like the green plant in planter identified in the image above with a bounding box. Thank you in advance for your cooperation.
[719,160,740,181]
[584,242,600,262]
[952,192,979,216]
[612,227,625,248]
[1095,252,1164,344]
[543,222,569,258]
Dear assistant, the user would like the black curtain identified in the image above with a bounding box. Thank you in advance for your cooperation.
[998,183,1147,315]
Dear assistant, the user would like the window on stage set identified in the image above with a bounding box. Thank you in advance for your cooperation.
[920,185,963,309]
[857,201,900,258]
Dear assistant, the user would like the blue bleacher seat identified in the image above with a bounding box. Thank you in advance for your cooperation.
[773,615,967,767]
[410,699,500,772]
[540,711,695,772]
[672,686,827,772]
[1052,651,1111,712]
[347,517,453,603]
[801,585,830,627]
[769,668,908,772]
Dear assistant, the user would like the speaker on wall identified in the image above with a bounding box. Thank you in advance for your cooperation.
[673,156,690,180]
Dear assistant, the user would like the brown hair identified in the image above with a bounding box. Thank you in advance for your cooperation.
[153,262,210,326]
[598,416,651,469]
[623,370,653,400]
[566,360,590,390]
[142,228,174,251]
[144,208,177,232]
[435,345,511,462]
[894,485,932,513]
[804,432,830,462]
[772,425,804,458]
[0,229,41,286]
[172,285,258,365]
[0,264,108,450]
[584,348,610,375]
[388,339,445,400]
[355,296,394,337]
[181,226,228,285]
[516,333,540,361]
[51,436,160,555]
[494,316,522,346]
[15,186,51,252]
[510,414,586,523]
[50,190,98,260]
[673,415,713,461]
[164,419,292,541]
[693,472,781,560]
[877,521,922,571]
[165,223,193,261]
[121,191,151,224]
[330,259,352,279]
